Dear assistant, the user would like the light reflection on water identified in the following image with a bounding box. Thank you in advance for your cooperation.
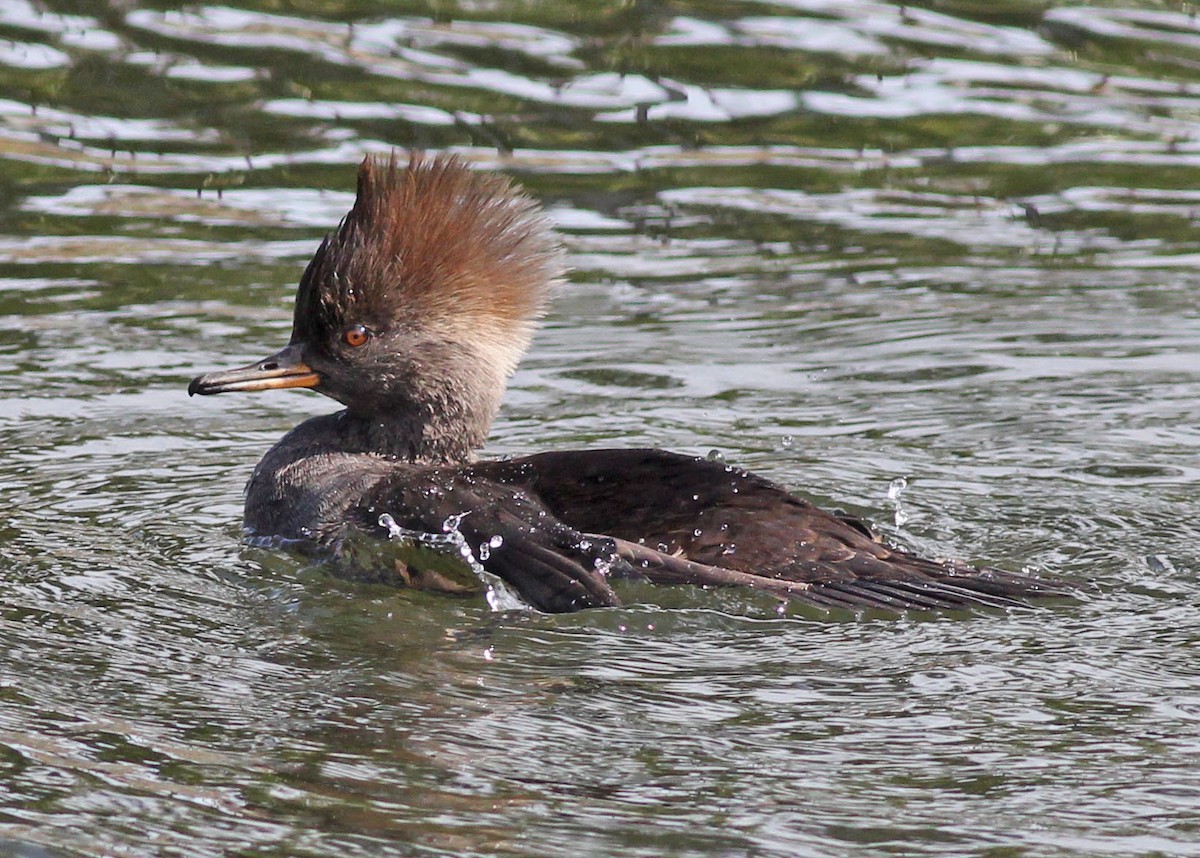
[2,0,1200,855]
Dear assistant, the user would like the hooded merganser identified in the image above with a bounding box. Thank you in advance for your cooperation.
[189,153,1066,613]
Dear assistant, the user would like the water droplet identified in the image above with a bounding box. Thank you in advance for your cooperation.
[379,511,527,609]
[488,535,504,549]
[888,476,910,528]
[781,434,794,447]
[693,528,703,537]
[707,449,726,463]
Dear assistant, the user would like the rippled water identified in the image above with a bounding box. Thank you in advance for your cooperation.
[3,1,1200,855]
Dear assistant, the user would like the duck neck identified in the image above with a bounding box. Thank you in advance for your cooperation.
[333,394,493,464]
[243,386,497,542]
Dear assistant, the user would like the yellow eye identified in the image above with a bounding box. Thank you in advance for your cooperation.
[343,325,370,347]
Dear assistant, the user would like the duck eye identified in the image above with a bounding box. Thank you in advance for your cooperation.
[343,325,370,348]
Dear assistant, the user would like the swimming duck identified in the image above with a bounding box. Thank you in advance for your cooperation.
[189,153,1064,613]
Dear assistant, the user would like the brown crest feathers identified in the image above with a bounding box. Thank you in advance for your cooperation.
[292,152,563,344]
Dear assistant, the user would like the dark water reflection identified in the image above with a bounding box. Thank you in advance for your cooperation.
[3,0,1200,855]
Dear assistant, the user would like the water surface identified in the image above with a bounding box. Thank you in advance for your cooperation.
[2,1,1200,855]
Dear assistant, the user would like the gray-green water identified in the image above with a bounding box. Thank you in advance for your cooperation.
[3,1,1200,855]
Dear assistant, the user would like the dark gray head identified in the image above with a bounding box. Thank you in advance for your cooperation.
[189,153,564,463]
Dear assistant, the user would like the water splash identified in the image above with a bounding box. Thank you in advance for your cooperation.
[478,534,504,560]
[378,513,527,611]
[887,476,911,527]
[588,540,621,578]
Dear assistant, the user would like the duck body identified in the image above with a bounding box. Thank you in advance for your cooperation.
[191,153,1066,614]
[242,413,1056,612]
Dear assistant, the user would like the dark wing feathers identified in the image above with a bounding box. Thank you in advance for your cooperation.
[607,536,820,601]
[471,449,1071,613]
[335,448,1068,614]
[609,536,1037,612]
[354,470,622,612]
